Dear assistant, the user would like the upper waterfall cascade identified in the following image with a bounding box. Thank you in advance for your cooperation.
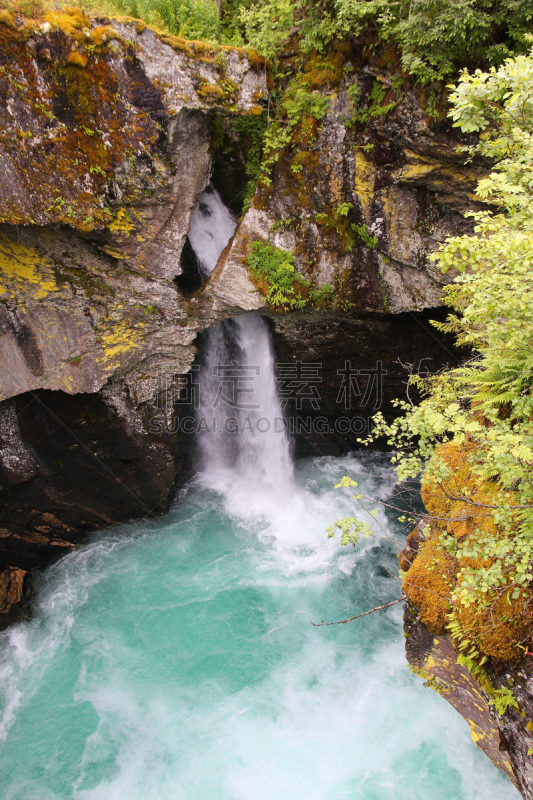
[187,184,238,278]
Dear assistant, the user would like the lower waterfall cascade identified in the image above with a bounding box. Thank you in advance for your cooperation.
[0,191,521,799]
[197,312,293,495]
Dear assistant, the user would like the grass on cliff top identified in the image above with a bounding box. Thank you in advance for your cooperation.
[0,0,221,41]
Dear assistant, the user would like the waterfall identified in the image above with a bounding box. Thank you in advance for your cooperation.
[188,186,293,496]
[0,187,518,800]
[187,184,237,278]
[197,314,293,490]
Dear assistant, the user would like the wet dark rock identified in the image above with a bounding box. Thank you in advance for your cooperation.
[403,608,533,797]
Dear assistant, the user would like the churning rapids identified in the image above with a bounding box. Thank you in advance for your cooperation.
[0,189,520,800]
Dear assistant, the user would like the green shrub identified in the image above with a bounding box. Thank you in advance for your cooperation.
[247,242,347,310]
[246,241,308,309]
[234,0,533,86]
[239,0,293,61]
[259,76,329,186]
[110,0,220,39]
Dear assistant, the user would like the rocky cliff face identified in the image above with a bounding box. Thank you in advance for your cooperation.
[221,52,484,314]
[405,605,533,798]
[0,9,268,621]
[0,15,469,632]
[0,10,267,404]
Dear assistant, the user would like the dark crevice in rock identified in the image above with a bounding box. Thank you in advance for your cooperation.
[210,114,250,218]
[270,306,463,457]
[123,50,168,122]
[175,236,204,294]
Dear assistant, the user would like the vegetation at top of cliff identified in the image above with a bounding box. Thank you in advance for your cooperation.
[105,0,220,39]
[338,48,533,666]
[11,0,531,84]
[233,0,533,85]
[0,0,221,40]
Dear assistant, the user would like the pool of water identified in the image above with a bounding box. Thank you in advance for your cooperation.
[0,454,520,800]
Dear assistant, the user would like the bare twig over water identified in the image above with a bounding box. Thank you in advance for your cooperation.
[311,596,406,626]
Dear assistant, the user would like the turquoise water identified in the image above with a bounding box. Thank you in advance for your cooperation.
[0,454,520,800]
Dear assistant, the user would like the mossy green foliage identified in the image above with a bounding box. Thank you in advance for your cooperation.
[351,223,378,249]
[232,112,268,213]
[259,73,330,187]
[246,240,335,311]
[239,0,292,62]
[219,0,250,44]
[9,0,531,91]
[280,74,329,124]
[346,79,398,127]
[233,0,533,87]
[312,203,377,254]
[247,240,309,309]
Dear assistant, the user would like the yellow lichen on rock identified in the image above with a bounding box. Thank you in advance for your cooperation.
[353,149,376,223]
[108,208,135,234]
[413,633,517,782]
[0,232,59,300]
[99,319,146,364]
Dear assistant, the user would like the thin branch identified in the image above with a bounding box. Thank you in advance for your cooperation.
[355,496,402,552]
[354,491,485,525]
[436,480,533,510]
[311,596,406,626]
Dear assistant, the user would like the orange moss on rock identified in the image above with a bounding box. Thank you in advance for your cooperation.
[44,7,91,43]
[0,9,16,28]
[458,593,533,663]
[402,440,533,663]
[90,25,122,45]
[302,51,343,91]
[67,48,88,67]
[0,15,159,229]
[403,534,455,634]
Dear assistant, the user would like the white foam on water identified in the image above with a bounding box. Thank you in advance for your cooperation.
[0,457,520,800]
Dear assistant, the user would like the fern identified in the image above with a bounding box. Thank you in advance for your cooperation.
[364,52,533,649]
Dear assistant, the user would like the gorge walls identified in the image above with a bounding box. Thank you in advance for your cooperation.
[0,14,466,629]
[3,11,532,795]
